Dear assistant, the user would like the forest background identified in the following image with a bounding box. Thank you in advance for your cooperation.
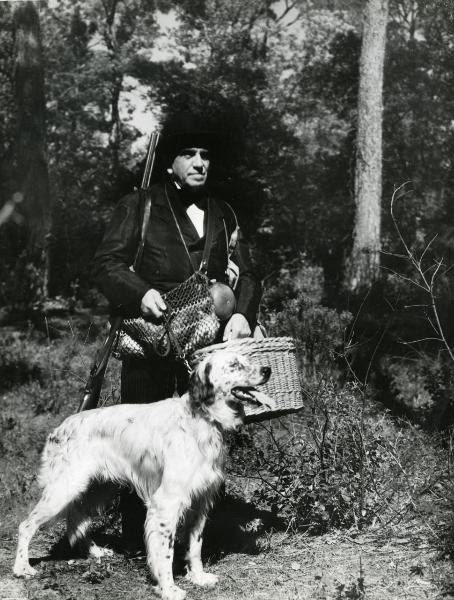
[1,0,454,425]
[1,1,454,598]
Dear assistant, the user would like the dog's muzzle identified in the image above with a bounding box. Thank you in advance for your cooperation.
[231,366,275,410]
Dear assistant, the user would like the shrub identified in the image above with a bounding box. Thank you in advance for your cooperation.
[379,353,454,430]
[267,298,352,383]
[260,258,352,386]
[0,329,45,390]
[0,323,118,414]
[260,256,325,314]
[227,381,447,533]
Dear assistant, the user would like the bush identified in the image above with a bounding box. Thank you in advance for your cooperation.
[267,299,352,383]
[379,353,454,430]
[0,323,118,414]
[261,260,352,385]
[227,382,448,533]
[0,328,45,390]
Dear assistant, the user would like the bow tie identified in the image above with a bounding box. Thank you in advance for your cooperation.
[180,192,207,210]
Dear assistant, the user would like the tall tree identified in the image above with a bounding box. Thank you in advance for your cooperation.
[13,1,52,298]
[345,0,389,292]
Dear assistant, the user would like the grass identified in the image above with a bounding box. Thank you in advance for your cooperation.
[1,320,454,599]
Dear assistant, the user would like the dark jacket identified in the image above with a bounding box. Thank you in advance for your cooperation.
[93,182,261,327]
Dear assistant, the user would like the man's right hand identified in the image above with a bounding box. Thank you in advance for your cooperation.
[140,289,167,320]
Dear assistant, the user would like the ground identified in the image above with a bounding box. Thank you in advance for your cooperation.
[1,519,453,599]
[1,323,454,599]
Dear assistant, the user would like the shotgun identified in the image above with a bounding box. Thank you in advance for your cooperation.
[78,131,160,411]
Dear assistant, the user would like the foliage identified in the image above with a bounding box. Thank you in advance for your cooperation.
[0,328,44,390]
[379,351,454,430]
[0,0,454,443]
[383,1,454,264]
[261,258,353,384]
[1,0,165,298]
[228,381,448,533]
[0,0,366,300]
[0,319,449,545]
[0,0,452,302]
[0,3,14,185]
[0,320,119,415]
[0,251,47,309]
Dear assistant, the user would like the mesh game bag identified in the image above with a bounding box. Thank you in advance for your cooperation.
[115,271,220,360]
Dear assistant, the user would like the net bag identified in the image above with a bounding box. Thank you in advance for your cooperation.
[190,336,304,422]
[115,271,220,359]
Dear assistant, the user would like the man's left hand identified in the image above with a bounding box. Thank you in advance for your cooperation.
[223,313,251,341]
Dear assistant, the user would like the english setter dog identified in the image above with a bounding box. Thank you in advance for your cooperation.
[13,351,273,600]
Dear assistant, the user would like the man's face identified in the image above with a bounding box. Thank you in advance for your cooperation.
[169,147,211,190]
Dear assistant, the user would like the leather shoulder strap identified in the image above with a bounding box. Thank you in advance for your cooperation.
[222,200,239,231]
[199,198,216,274]
[221,200,239,257]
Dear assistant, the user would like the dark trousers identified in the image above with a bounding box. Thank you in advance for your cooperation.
[120,355,190,544]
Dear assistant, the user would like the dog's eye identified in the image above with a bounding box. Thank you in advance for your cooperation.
[228,359,244,370]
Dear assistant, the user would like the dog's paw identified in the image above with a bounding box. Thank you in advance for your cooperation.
[88,544,114,559]
[186,570,218,587]
[161,585,186,600]
[13,563,37,578]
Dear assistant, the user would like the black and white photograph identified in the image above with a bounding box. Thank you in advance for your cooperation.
[1,0,454,598]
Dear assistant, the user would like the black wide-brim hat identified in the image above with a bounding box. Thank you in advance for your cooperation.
[157,111,224,161]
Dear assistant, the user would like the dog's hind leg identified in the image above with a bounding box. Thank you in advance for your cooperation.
[67,505,93,552]
[144,491,186,600]
[184,503,218,588]
[13,475,92,578]
[67,508,113,559]
[66,483,115,559]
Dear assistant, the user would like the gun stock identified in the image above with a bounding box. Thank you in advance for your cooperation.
[78,315,123,412]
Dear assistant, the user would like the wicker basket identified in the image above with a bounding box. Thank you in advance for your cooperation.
[190,337,304,422]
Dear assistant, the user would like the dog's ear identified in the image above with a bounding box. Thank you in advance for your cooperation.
[189,361,215,414]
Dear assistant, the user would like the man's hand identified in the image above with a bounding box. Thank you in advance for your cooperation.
[140,289,166,320]
[223,313,251,341]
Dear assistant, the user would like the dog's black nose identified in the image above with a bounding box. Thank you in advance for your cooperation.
[261,366,271,379]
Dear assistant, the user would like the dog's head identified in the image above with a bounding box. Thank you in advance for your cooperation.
[188,351,274,429]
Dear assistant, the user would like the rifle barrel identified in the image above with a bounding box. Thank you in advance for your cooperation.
[80,131,159,412]
[141,131,160,190]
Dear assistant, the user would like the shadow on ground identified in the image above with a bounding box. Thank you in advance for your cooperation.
[203,494,285,558]
[29,493,284,573]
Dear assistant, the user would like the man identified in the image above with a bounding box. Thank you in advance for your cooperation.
[92,111,262,550]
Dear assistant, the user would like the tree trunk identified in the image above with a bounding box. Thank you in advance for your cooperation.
[13,1,52,298]
[345,0,389,292]
[102,0,123,188]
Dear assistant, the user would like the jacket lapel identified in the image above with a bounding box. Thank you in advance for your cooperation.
[164,185,227,271]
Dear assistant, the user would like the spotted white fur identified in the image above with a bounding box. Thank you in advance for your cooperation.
[13,351,272,600]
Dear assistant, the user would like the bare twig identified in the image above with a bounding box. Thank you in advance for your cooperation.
[399,337,442,345]
[389,183,454,363]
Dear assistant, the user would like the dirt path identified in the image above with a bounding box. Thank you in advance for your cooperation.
[1,522,452,600]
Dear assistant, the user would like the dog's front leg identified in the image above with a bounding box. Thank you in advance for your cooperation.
[185,509,218,588]
[144,495,185,600]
